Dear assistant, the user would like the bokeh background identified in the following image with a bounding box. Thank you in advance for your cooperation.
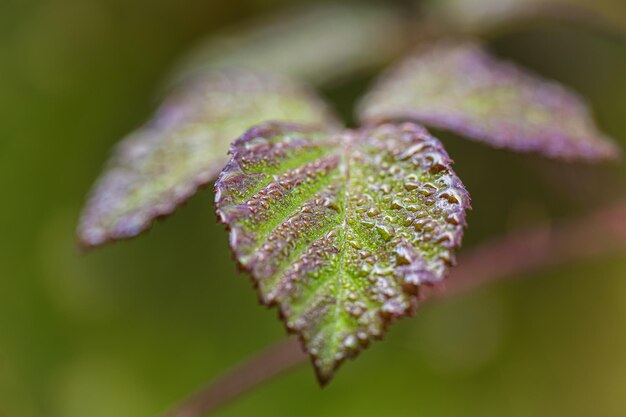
[1,0,626,416]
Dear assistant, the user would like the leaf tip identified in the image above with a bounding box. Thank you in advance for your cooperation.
[313,364,334,387]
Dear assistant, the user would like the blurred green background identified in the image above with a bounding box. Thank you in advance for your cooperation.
[1,1,626,416]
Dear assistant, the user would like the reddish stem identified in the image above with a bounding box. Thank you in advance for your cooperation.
[440,200,626,297]
[161,337,305,417]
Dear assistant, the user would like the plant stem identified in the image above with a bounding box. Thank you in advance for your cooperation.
[161,201,626,417]
[160,337,306,417]
[434,200,626,297]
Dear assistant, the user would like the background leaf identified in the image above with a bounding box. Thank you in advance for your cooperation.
[359,41,620,161]
[78,69,337,248]
[421,0,626,37]
[215,122,469,383]
[169,3,408,88]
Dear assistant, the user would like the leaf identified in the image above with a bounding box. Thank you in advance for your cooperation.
[78,69,337,248]
[422,0,626,37]
[359,41,621,161]
[169,3,407,88]
[215,121,469,384]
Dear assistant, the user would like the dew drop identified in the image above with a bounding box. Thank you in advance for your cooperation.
[418,183,437,196]
[399,143,427,160]
[323,197,340,211]
[445,212,462,225]
[394,245,414,266]
[404,181,420,191]
[376,224,394,241]
[343,335,358,350]
[439,188,464,205]
[367,207,380,217]
[360,263,373,275]
[348,239,362,249]
[390,199,404,210]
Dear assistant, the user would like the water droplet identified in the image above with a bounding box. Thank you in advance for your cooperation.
[424,152,447,173]
[348,239,362,249]
[413,219,427,231]
[381,300,403,318]
[404,181,420,191]
[394,245,414,266]
[445,212,462,225]
[343,335,358,350]
[323,197,340,211]
[438,250,454,264]
[418,183,437,196]
[436,231,455,246]
[390,199,404,210]
[375,224,394,241]
[399,143,427,160]
[438,188,464,205]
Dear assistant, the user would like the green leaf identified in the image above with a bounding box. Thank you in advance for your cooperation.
[215,122,469,384]
[359,41,621,161]
[169,3,407,88]
[78,69,337,248]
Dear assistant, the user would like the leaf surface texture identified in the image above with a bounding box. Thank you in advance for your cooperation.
[215,122,469,383]
[78,70,336,248]
[359,41,620,161]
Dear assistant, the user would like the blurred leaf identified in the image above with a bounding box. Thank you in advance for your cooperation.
[215,122,469,383]
[422,0,626,37]
[359,41,621,161]
[78,69,337,248]
[169,3,407,88]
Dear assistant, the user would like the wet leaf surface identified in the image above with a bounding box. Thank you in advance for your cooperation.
[215,122,469,383]
[359,41,620,161]
[78,69,337,248]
